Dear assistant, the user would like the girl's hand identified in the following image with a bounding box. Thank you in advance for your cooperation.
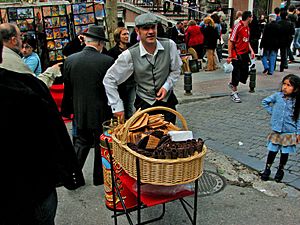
[297,135,300,144]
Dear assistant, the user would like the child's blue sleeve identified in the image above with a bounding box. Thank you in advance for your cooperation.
[262,93,277,115]
[25,57,39,75]
[296,118,300,135]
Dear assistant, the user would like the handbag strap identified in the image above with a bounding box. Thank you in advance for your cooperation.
[34,58,40,74]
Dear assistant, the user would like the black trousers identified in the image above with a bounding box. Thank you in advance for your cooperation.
[280,47,288,71]
[74,128,103,185]
[231,53,250,87]
[134,91,178,124]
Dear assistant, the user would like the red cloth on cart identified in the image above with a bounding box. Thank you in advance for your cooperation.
[119,172,194,207]
[50,84,71,123]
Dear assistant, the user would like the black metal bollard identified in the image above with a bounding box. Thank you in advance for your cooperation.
[184,71,192,95]
[249,67,256,92]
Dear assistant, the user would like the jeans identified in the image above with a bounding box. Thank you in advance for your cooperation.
[216,43,223,61]
[261,49,277,74]
[294,28,300,50]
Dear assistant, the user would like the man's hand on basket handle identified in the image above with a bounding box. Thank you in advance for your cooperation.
[114,111,124,124]
[156,87,167,101]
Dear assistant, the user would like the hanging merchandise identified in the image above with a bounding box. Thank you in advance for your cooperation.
[71,2,96,36]
[7,7,36,40]
[41,4,70,62]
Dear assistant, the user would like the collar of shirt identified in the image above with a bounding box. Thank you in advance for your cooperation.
[139,39,164,57]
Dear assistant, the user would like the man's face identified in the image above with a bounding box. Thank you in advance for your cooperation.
[120,29,129,44]
[248,15,253,24]
[136,24,157,45]
[11,27,22,53]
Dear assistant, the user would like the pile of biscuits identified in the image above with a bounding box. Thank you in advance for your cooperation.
[114,112,180,144]
[113,111,204,159]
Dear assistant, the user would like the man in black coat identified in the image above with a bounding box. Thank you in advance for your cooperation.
[278,10,295,72]
[62,25,114,186]
[0,34,84,224]
[170,21,185,44]
[260,14,280,75]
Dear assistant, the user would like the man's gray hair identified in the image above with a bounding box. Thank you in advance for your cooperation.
[0,23,18,42]
[268,14,276,22]
[84,36,100,43]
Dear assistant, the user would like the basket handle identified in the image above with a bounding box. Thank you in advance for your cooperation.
[120,106,189,144]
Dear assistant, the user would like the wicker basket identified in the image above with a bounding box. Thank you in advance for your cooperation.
[112,106,206,186]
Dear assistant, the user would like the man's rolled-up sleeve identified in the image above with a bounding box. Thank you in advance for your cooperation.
[103,50,134,113]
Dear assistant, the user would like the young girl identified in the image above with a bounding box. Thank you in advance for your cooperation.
[261,74,300,182]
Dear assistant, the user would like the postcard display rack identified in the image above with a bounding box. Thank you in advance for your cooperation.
[71,2,96,36]
[7,7,36,40]
[41,5,70,62]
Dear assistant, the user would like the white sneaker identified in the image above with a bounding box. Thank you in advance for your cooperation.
[230,92,241,103]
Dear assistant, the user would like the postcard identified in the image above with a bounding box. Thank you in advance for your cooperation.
[43,7,51,17]
[44,18,52,28]
[75,26,82,35]
[59,5,66,16]
[60,28,68,38]
[72,4,79,14]
[73,15,80,25]
[79,3,86,13]
[8,8,17,20]
[56,50,64,61]
[18,20,28,32]
[61,38,69,48]
[60,17,67,27]
[51,6,59,16]
[53,28,60,39]
[87,13,95,23]
[49,51,56,61]
[27,19,34,30]
[81,25,88,33]
[52,17,60,27]
[17,8,34,19]
[79,14,88,24]
[46,29,53,40]
[86,3,94,13]
[47,40,55,50]
[55,39,62,49]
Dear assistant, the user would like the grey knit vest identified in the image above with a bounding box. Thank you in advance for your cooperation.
[128,38,171,105]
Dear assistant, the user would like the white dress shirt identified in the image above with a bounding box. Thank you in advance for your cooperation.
[103,39,182,113]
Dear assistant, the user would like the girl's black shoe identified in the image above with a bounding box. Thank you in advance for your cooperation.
[260,168,271,181]
[274,169,284,183]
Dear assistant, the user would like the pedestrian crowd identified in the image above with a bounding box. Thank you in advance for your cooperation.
[1,3,300,224]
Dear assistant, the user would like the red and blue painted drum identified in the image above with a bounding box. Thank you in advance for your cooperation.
[100,128,137,211]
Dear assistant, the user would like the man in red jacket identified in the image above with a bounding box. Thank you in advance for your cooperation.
[227,11,255,103]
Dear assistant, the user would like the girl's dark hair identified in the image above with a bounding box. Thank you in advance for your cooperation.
[282,74,300,121]
[23,34,37,50]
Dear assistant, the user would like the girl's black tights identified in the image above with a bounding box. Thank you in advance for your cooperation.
[266,151,289,169]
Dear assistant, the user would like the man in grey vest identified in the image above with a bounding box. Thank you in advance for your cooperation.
[103,13,182,123]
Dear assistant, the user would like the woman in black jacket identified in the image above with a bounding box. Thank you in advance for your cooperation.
[202,16,219,71]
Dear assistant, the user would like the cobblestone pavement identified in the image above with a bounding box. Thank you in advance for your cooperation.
[177,87,300,189]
